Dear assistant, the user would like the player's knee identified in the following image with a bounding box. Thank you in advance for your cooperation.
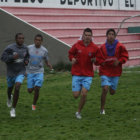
[110,89,116,95]
[81,92,87,98]
[73,92,80,99]
[15,83,21,91]
[73,94,79,99]
[8,86,13,92]
[34,86,40,92]
[81,87,88,97]
[102,86,108,93]
[28,88,33,93]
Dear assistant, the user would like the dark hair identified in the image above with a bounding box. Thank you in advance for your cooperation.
[15,33,23,39]
[34,34,43,41]
[83,28,92,35]
[106,28,116,36]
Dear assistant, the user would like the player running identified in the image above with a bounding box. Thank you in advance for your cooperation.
[26,34,53,111]
[68,28,101,119]
[99,28,129,114]
[1,33,28,117]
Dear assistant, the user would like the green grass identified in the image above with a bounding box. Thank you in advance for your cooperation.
[0,67,140,140]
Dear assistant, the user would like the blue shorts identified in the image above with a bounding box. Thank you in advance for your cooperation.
[7,74,25,87]
[100,75,120,90]
[27,73,44,89]
[72,76,93,92]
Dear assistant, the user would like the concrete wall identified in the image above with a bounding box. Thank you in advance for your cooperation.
[0,9,70,75]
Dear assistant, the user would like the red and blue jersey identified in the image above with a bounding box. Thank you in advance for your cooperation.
[99,41,129,76]
[68,40,99,77]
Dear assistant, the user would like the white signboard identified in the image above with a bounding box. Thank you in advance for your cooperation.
[0,0,139,10]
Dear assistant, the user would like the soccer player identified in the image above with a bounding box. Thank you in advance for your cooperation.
[26,34,53,111]
[68,28,100,119]
[99,28,129,114]
[1,33,28,117]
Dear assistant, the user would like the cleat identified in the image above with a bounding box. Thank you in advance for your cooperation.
[32,104,36,110]
[7,95,13,108]
[75,112,82,119]
[10,108,16,118]
[100,110,105,115]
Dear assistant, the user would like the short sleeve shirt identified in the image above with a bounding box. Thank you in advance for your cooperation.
[26,44,48,74]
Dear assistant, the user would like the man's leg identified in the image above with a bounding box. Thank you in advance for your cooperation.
[27,73,34,94]
[109,88,116,95]
[7,86,13,100]
[7,86,14,107]
[31,86,40,110]
[12,82,21,108]
[101,85,109,111]
[10,74,24,117]
[31,73,43,110]
[73,91,80,111]
[109,77,119,95]
[6,77,14,107]
[78,87,88,113]
[75,76,92,119]
[73,91,81,119]
[74,88,88,119]
[100,76,111,114]
[12,74,25,108]
[73,90,81,119]
[72,76,81,109]
[10,82,21,118]
[28,88,34,93]
[73,91,80,99]
[33,86,40,105]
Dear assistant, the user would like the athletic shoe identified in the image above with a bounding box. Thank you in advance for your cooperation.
[10,108,16,118]
[100,109,105,115]
[7,95,13,108]
[32,105,36,110]
[75,112,82,119]
[50,69,54,74]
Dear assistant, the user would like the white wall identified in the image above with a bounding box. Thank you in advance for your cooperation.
[0,0,140,10]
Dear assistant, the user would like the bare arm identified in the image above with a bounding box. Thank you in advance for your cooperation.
[45,61,54,72]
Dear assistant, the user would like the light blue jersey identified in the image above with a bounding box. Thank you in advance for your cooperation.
[26,44,48,74]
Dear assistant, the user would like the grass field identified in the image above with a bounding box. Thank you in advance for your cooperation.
[0,67,140,140]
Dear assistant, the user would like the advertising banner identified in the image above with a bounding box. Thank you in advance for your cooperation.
[0,0,139,10]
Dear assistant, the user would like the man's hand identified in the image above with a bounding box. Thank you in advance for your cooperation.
[24,60,29,65]
[13,52,19,59]
[50,69,54,74]
[113,60,120,66]
[91,57,96,63]
[101,62,105,66]
[72,58,77,65]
